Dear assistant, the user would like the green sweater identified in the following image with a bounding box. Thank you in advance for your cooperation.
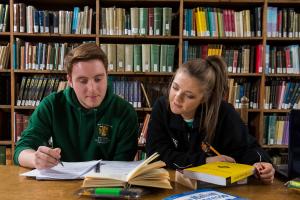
[14,84,138,165]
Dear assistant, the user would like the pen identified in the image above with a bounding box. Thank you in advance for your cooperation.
[50,141,64,167]
[78,187,142,199]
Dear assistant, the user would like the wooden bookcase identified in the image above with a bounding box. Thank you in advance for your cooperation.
[0,0,299,165]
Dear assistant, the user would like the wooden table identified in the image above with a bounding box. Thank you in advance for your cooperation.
[0,165,299,200]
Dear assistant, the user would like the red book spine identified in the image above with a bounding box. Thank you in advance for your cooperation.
[148,8,154,35]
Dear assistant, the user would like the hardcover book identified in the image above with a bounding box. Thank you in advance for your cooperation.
[183,162,254,186]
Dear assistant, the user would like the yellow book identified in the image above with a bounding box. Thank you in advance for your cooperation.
[183,162,254,186]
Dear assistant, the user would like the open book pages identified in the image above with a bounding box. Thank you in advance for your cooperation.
[20,160,100,180]
[183,162,254,186]
[83,152,172,189]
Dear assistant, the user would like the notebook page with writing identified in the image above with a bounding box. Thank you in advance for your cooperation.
[20,160,100,180]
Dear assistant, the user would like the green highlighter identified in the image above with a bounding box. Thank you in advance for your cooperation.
[78,187,143,199]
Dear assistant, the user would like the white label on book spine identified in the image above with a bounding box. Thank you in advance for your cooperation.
[153,64,158,72]
[155,29,160,35]
[132,28,138,35]
[165,24,170,30]
[118,62,123,68]
[126,65,132,72]
[140,28,146,35]
[149,28,153,35]
[45,27,49,33]
[108,64,114,71]
[191,30,195,37]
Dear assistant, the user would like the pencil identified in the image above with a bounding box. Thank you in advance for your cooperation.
[203,142,221,156]
[209,145,221,156]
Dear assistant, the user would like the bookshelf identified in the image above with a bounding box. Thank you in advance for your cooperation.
[0,0,299,165]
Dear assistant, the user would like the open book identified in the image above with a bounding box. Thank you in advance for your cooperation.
[183,162,254,186]
[82,153,172,189]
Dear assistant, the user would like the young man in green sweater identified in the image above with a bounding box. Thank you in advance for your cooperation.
[14,43,139,169]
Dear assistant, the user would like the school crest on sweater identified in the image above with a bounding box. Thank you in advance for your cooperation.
[95,124,112,144]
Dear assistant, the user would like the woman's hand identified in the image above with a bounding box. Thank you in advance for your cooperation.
[253,162,275,184]
[206,155,236,163]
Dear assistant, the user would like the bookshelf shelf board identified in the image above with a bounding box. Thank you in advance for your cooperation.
[268,0,300,4]
[183,37,263,42]
[267,38,300,42]
[184,0,264,3]
[0,69,11,73]
[228,73,262,77]
[14,106,36,110]
[1,32,10,36]
[263,109,291,113]
[13,33,97,39]
[248,109,261,113]
[99,35,179,42]
[0,141,12,145]
[235,108,261,113]
[0,105,11,109]
[108,72,174,76]
[265,74,300,78]
[261,144,288,149]
[102,0,180,2]
[135,108,152,112]
[14,70,66,74]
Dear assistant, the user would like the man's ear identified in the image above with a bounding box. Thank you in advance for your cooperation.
[67,74,73,88]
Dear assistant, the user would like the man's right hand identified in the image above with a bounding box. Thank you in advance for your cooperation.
[18,146,62,169]
[206,155,236,163]
[33,146,61,169]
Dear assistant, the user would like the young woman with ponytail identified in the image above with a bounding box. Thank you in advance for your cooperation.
[146,56,274,184]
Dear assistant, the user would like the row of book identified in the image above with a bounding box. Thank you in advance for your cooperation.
[267,7,300,38]
[112,80,144,108]
[183,42,263,73]
[0,44,10,70]
[110,77,170,108]
[227,78,260,109]
[14,112,30,143]
[16,76,67,107]
[0,4,9,32]
[13,39,84,70]
[265,45,300,75]
[100,7,173,36]
[0,146,12,165]
[263,115,289,145]
[13,3,93,34]
[264,80,300,110]
[183,7,262,37]
[100,43,176,73]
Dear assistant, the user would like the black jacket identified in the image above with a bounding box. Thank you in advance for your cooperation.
[146,96,271,169]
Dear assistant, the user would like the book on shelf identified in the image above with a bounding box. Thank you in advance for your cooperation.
[82,152,172,189]
[163,188,245,200]
[183,162,254,186]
